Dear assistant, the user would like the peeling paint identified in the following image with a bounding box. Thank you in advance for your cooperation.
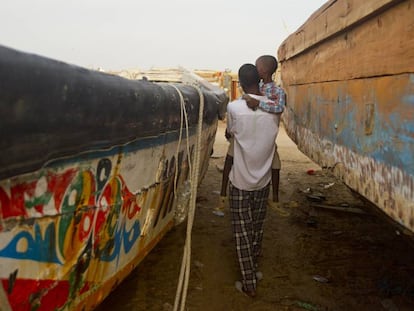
[279,0,414,237]
[283,102,414,233]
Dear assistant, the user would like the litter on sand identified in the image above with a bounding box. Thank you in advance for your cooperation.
[302,187,312,194]
[313,275,329,283]
[323,182,335,189]
[310,203,366,214]
[306,194,326,202]
[212,210,225,217]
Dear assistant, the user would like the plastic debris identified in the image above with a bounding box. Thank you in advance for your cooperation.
[212,210,225,217]
[306,194,326,202]
[306,169,316,175]
[313,275,329,283]
[323,182,335,189]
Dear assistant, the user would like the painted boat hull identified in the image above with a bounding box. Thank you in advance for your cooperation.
[278,0,414,233]
[0,45,227,310]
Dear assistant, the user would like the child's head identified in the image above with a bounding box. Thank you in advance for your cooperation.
[255,55,278,79]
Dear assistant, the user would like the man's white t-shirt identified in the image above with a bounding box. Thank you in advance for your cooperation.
[227,94,280,191]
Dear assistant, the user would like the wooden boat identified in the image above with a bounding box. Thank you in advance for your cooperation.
[278,0,414,233]
[0,45,227,310]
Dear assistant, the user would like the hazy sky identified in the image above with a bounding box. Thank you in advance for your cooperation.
[0,0,327,71]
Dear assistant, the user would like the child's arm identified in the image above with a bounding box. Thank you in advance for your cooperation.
[225,128,232,141]
[226,104,234,139]
[243,87,286,114]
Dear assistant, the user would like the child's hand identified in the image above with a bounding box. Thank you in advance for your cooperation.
[243,94,259,110]
[225,129,232,140]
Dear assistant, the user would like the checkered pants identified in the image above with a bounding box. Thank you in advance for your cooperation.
[229,182,270,292]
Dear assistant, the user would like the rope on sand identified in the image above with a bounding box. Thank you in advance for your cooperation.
[170,84,205,311]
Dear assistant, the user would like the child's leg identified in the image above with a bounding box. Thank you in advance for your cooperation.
[220,137,234,197]
[271,144,281,202]
[220,154,233,197]
[269,145,289,216]
[271,169,280,202]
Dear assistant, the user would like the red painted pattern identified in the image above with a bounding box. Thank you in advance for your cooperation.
[2,278,70,311]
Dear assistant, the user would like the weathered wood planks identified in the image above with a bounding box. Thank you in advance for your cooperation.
[279,0,414,85]
[278,0,405,62]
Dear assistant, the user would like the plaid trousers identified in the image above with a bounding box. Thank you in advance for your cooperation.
[229,182,270,292]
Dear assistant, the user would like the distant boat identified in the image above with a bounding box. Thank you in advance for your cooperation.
[278,0,414,233]
[0,45,227,310]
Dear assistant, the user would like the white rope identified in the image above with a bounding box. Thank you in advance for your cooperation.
[171,84,205,311]
[171,85,191,197]
[170,84,192,311]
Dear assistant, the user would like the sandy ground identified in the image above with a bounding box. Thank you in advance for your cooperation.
[96,120,414,311]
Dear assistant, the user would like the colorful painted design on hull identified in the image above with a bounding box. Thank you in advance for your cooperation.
[0,123,217,310]
[0,44,227,310]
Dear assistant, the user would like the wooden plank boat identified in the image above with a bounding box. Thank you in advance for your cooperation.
[278,0,414,233]
[0,45,228,310]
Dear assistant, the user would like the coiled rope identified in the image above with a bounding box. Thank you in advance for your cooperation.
[170,84,205,311]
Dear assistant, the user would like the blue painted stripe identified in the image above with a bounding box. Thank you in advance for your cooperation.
[46,126,201,169]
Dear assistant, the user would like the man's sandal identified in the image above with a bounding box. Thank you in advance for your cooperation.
[235,281,256,298]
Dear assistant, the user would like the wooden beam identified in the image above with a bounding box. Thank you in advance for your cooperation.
[278,0,405,62]
[280,0,414,85]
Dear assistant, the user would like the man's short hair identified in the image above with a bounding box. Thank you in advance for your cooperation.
[238,64,260,89]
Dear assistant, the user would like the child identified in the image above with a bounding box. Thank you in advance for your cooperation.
[218,55,286,211]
